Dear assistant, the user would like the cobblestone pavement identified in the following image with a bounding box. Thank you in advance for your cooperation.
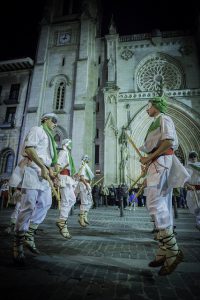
[0,206,200,300]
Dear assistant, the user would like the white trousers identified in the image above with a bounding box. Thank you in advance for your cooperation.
[187,190,200,225]
[145,156,173,230]
[11,201,21,222]
[77,182,93,212]
[15,187,52,232]
[59,184,76,219]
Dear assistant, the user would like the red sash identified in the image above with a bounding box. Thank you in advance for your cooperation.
[60,169,70,176]
[163,148,174,155]
[193,185,200,190]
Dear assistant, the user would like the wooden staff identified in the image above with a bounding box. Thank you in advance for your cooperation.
[91,176,104,188]
[125,132,142,158]
[135,183,145,198]
[127,175,135,182]
[56,186,61,210]
[45,174,60,202]
[128,172,146,192]
[76,161,86,177]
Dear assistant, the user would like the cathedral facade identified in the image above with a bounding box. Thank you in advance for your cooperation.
[0,0,200,185]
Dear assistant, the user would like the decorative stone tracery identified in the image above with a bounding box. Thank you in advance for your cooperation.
[121,49,134,60]
[135,53,185,92]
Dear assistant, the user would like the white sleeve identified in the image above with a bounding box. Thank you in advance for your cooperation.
[57,150,69,167]
[160,116,175,141]
[24,126,44,148]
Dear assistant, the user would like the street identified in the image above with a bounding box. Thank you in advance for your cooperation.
[0,206,199,300]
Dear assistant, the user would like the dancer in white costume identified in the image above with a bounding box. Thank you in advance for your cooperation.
[76,155,94,227]
[5,188,23,234]
[139,96,190,275]
[12,112,58,265]
[185,151,200,230]
[55,139,76,238]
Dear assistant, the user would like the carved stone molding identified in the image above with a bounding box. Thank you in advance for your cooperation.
[118,88,200,100]
[179,45,193,55]
[121,49,134,60]
[49,74,71,87]
[105,94,117,104]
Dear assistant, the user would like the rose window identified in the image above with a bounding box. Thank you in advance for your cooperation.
[136,54,184,92]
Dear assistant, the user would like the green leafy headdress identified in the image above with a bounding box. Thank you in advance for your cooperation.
[150,95,168,113]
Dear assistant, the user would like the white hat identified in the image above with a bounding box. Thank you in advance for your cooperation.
[62,139,72,149]
[41,112,58,122]
[82,154,89,161]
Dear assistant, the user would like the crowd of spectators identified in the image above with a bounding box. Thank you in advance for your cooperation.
[91,183,146,209]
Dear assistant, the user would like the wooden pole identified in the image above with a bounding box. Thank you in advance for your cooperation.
[125,132,142,158]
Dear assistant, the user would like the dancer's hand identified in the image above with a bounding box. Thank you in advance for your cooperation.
[41,166,49,180]
[49,167,55,179]
[140,155,152,165]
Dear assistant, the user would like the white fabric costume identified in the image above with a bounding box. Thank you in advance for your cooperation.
[78,161,94,212]
[10,190,23,224]
[11,113,58,264]
[75,156,94,227]
[140,102,189,276]
[185,162,200,227]
[57,148,76,220]
[140,114,190,229]
[13,126,52,232]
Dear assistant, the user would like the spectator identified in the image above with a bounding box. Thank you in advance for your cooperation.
[128,190,138,210]
[101,185,109,206]
[92,184,100,208]
[121,183,128,209]
[116,184,124,209]
[108,184,117,206]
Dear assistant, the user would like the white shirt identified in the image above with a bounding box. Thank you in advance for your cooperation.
[140,114,179,154]
[22,126,52,168]
[20,126,52,190]
[57,149,69,169]
[185,162,200,185]
[80,163,94,181]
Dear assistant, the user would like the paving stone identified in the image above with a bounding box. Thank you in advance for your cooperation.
[0,206,200,300]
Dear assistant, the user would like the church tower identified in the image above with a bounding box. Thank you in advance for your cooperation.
[21,0,200,186]
[23,0,101,169]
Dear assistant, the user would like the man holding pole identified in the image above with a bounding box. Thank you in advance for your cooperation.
[76,155,94,227]
[139,96,190,275]
[185,151,200,231]
[55,139,76,239]
[12,112,58,265]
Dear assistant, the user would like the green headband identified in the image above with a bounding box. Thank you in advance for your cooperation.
[150,96,168,113]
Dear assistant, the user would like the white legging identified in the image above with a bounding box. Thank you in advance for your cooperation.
[15,187,52,232]
[145,156,173,229]
[78,182,93,212]
[59,184,76,219]
[187,190,200,225]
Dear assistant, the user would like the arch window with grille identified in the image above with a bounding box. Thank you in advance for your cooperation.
[54,81,66,111]
[0,149,15,176]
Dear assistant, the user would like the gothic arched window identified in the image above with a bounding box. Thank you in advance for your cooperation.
[54,81,66,111]
[0,149,15,176]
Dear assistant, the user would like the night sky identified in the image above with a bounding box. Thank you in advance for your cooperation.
[0,0,199,61]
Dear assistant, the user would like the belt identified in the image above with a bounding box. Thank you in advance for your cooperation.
[160,148,174,156]
[60,169,70,176]
[149,148,174,156]
[193,185,200,190]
